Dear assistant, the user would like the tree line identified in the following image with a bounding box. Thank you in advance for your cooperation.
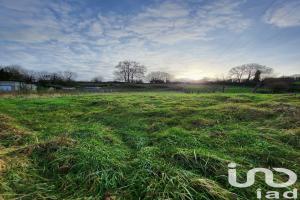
[1,62,299,93]
[228,63,273,83]
[0,65,77,86]
[113,60,172,83]
[0,61,173,84]
[220,63,299,93]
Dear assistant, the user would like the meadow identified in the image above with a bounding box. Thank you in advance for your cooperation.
[0,92,299,199]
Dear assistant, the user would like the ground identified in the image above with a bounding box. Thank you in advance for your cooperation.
[0,92,299,200]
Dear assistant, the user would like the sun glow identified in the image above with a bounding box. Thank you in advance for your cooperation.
[175,69,204,80]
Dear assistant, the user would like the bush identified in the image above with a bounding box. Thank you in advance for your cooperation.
[263,78,293,93]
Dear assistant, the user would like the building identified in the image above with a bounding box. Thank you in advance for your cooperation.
[0,81,37,92]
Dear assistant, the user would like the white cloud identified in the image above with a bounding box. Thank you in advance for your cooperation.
[264,1,300,27]
[87,21,104,37]
[140,1,189,18]
[124,0,250,44]
[0,0,253,80]
[0,0,249,45]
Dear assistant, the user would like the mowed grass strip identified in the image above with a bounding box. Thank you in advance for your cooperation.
[0,92,299,199]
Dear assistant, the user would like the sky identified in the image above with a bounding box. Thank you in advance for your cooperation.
[0,0,300,81]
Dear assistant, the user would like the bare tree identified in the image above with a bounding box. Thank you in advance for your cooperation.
[229,63,273,83]
[244,64,258,81]
[36,71,76,84]
[243,63,273,81]
[62,71,77,82]
[146,71,172,83]
[23,70,37,83]
[114,61,146,83]
[49,72,64,83]
[228,66,247,83]
[36,71,52,82]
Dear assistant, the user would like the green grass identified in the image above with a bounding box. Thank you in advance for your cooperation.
[180,85,254,93]
[0,92,299,199]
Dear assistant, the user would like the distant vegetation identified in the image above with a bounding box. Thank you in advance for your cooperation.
[113,60,146,83]
[146,71,173,83]
[1,62,300,93]
[0,65,77,86]
[228,63,273,83]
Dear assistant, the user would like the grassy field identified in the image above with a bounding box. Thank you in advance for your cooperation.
[0,92,299,199]
[180,85,254,93]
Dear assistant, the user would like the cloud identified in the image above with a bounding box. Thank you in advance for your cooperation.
[0,0,253,80]
[139,1,190,18]
[264,0,300,28]
[87,21,104,37]
[0,0,249,45]
[124,0,250,44]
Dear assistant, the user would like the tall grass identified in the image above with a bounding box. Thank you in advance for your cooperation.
[0,92,299,199]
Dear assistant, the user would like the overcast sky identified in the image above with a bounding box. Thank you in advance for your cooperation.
[0,0,300,80]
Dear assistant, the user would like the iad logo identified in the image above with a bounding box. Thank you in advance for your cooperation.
[228,163,297,188]
[228,163,298,199]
